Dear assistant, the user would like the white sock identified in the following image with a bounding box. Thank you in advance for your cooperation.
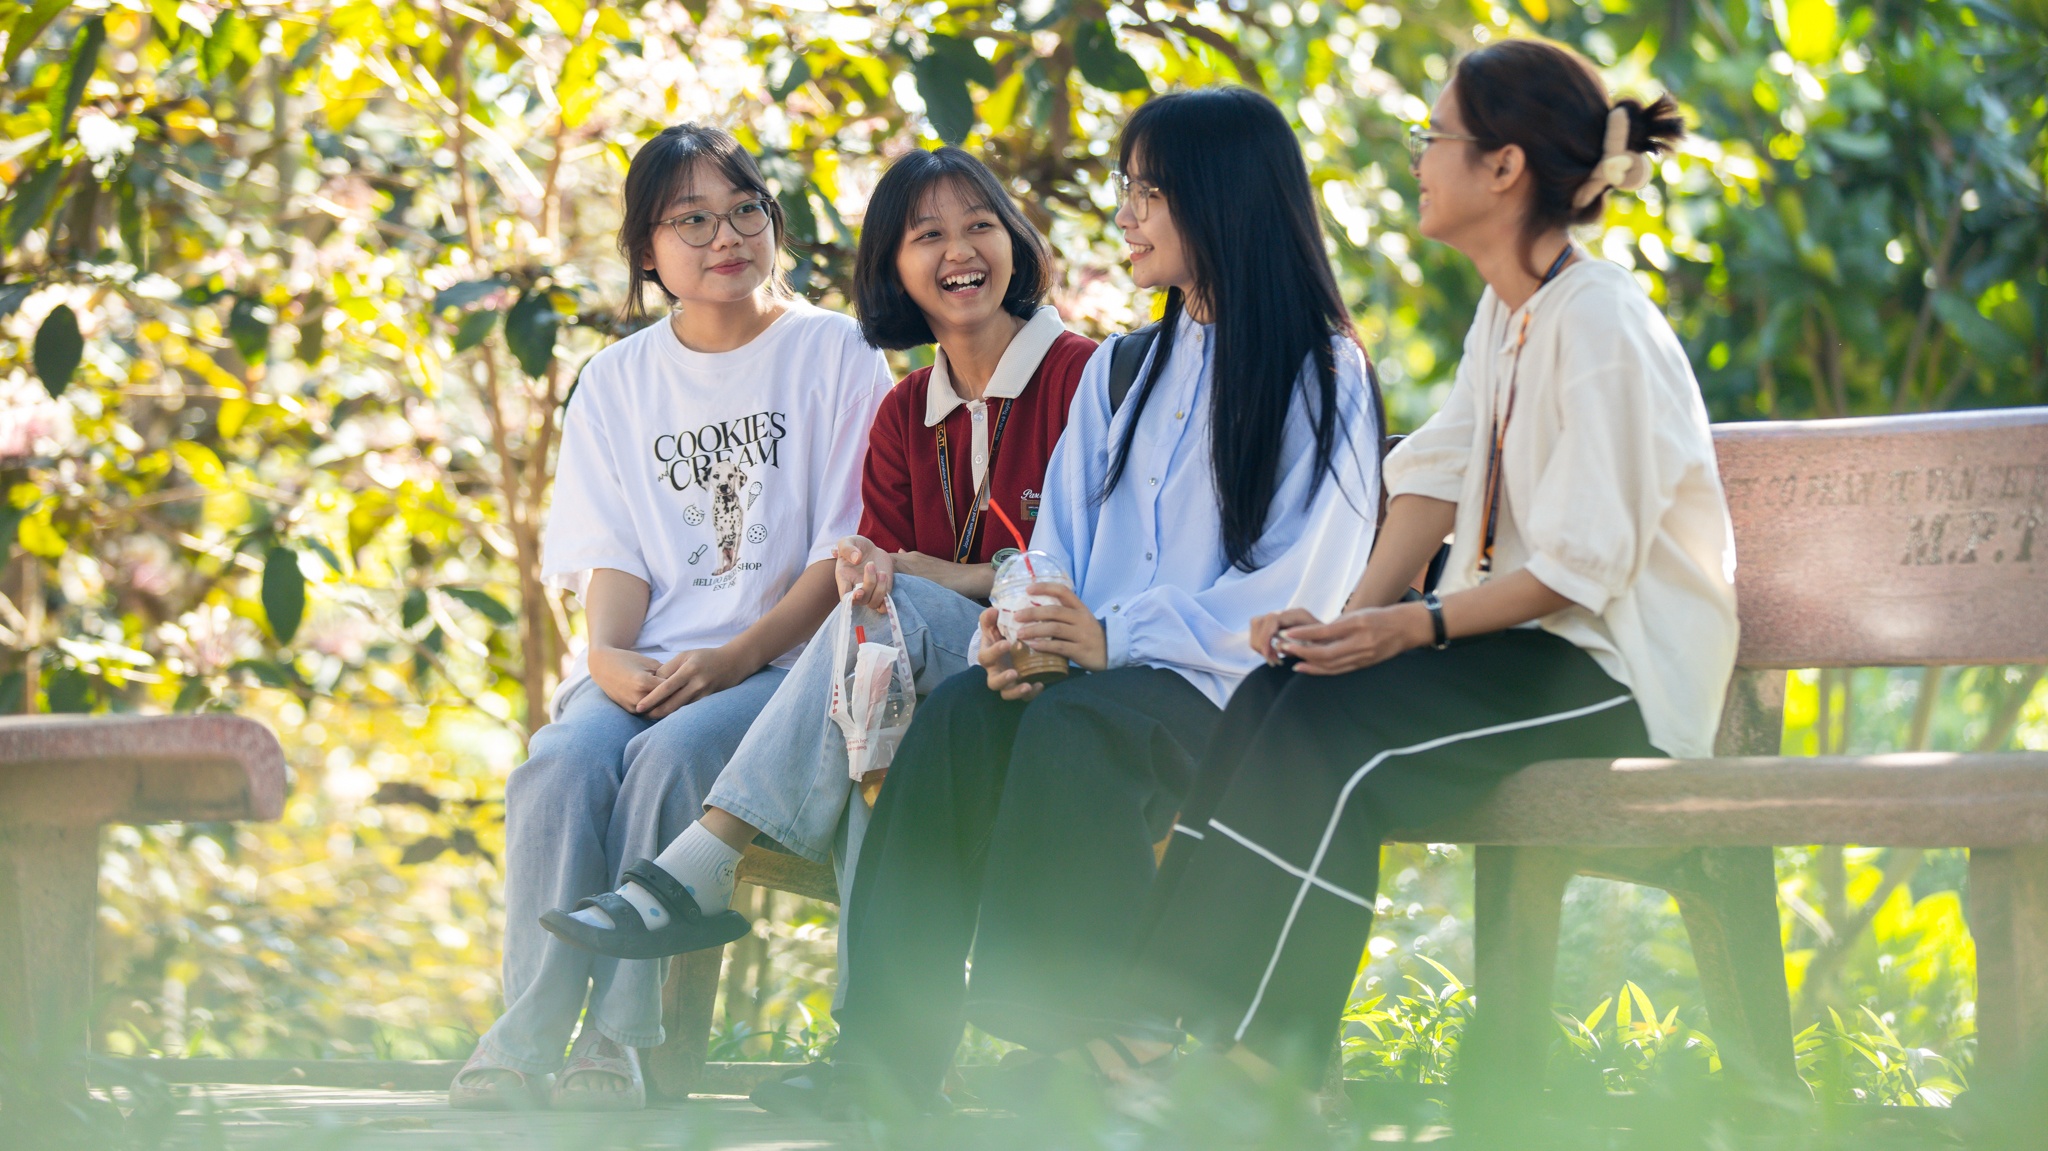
[569,822,741,932]
[652,821,743,914]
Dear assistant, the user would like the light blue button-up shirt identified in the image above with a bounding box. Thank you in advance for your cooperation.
[1027,312,1383,707]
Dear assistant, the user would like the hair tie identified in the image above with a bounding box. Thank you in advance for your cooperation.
[1572,106,1653,209]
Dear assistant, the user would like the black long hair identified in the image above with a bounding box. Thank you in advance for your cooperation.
[1107,88,1373,571]
[852,146,1052,350]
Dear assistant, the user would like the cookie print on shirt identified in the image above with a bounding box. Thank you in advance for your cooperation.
[654,409,788,584]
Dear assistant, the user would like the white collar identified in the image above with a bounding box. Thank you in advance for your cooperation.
[923,306,1068,428]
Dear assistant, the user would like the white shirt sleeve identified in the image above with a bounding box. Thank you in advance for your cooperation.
[805,340,895,566]
[1105,345,1381,683]
[542,381,648,590]
[1026,340,1117,585]
[1382,324,1484,503]
[1519,311,1686,615]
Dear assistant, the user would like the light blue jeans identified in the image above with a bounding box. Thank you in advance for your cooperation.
[703,575,981,998]
[477,665,787,1074]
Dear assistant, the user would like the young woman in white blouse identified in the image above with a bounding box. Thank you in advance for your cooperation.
[449,125,890,1110]
[1118,39,1739,1087]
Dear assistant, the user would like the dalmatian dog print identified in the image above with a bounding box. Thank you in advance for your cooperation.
[708,460,749,576]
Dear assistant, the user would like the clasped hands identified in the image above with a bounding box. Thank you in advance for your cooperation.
[1250,600,1434,675]
[977,584,1106,702]
[588,643,753,719]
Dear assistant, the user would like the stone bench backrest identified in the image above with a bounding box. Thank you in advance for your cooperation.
[1716,406,2048,670]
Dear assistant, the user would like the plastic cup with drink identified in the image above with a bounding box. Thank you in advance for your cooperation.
[990,549,1075,684]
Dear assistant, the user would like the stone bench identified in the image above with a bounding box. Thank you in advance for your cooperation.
[652,406,2048,1099]
[0,714,286,1081]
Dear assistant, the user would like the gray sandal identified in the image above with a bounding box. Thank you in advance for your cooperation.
[448,1047,551,1110]
[539,858,752,960]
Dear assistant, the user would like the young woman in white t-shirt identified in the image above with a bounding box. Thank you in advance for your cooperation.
[450,125,890,1111]
[1117,39,1739,1090]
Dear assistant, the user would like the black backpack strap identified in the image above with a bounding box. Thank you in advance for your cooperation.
[1107,322,1162,414]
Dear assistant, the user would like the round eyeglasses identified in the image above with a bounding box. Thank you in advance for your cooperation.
[1405,125,1481,160]
[1113,172,1162,222]
[658,199,775,248]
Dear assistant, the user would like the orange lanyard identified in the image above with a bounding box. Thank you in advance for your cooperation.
[1478,245,1574,574]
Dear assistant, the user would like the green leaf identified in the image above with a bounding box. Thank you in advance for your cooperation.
[117,176,147,268]
[306,538,345,575]
[1074,20,1149,93]
[2,0,73,75]
[1932,289,2023,363]
[228,658,300,690]
[913,37,993,145]
[446,586,517,625]
[262,544,307,645]
[401,586,428,629]
[453,307,500,352]
[228,294,269,365]
[504,289,561,377]
[47,17,105,138]
[0,283,31,318]
[47,666,96,713]
[768,51,812,101]
[303,536,344,573]
[199,10,240,83]
[3,161,69,252]
[33,304,82,398]
[778,184,818,245]
[433,277,509,312]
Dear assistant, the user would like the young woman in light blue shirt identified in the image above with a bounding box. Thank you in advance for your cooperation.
[753,87,1384,1119]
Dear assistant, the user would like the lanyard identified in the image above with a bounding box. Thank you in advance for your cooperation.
[1478,244,1575,574]
[935,397,1015,565]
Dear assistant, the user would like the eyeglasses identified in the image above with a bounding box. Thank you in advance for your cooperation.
[1113,172,1162,222]
[1405,125,1480,159]
[657,198,775,247]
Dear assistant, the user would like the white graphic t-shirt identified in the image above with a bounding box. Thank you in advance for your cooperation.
[543,301,892,711]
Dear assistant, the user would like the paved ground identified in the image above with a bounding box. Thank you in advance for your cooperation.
[159,1085,908,1150]
[148,1083,1450,1150]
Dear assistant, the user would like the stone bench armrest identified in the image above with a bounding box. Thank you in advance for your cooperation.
[0,714,287,828]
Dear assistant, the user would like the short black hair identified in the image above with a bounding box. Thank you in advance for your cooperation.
[852,147,1052,351]
[617,124,790,322]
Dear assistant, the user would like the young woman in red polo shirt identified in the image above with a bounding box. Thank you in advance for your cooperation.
[543,146,1095,961]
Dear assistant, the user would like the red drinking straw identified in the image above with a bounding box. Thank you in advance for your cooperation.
[985,497,1028,554]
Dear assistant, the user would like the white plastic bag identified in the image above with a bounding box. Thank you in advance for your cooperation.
[826,590,917,789]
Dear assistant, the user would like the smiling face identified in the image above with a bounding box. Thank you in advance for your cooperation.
[1413,82,1516,251]
[892,178,1016,341]
[643,161,780,308]
[1113,157,1196,301]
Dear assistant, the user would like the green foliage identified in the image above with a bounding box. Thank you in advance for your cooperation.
[1341,955,1471,1084]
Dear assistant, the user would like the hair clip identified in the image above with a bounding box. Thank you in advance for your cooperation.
[1573,106,1654,209]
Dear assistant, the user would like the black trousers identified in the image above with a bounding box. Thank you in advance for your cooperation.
[1127,629,1660,1081]
[834,665,1220,1096]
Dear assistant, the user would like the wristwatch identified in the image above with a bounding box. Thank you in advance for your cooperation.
[1422,592,1450,650]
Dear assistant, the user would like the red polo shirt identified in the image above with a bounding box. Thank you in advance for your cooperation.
[859,325,1096,564]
